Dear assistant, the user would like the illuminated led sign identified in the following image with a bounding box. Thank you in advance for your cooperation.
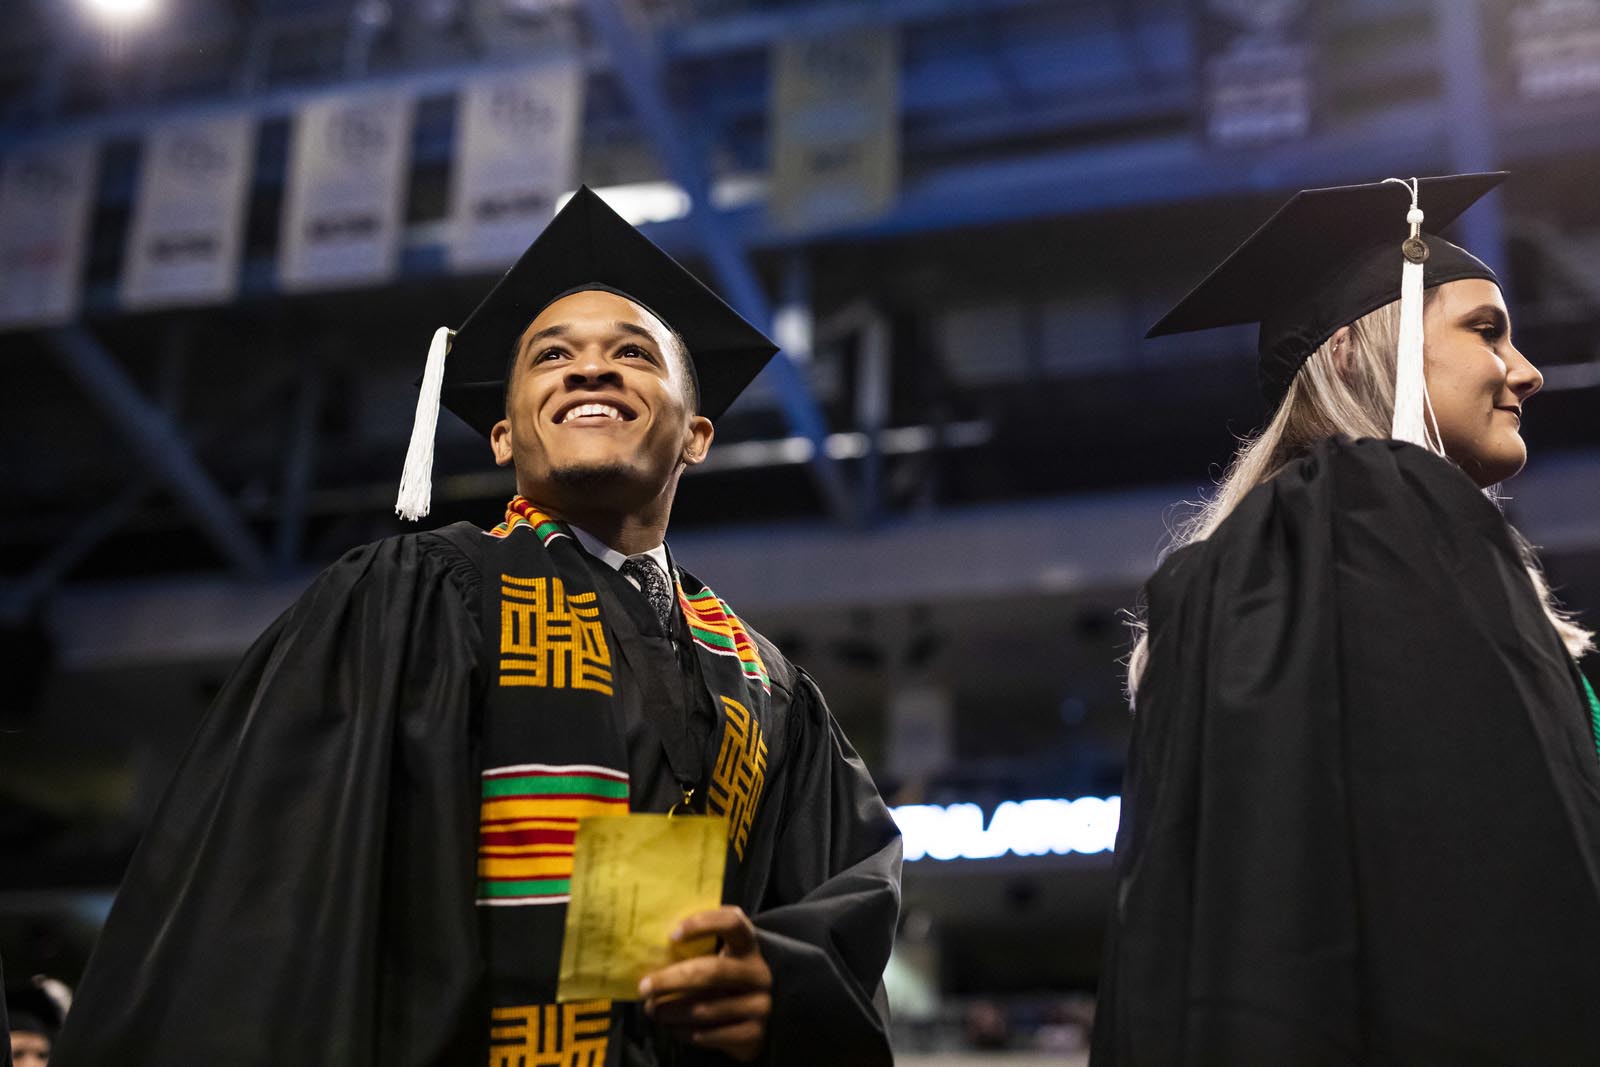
[890,796,1121,862]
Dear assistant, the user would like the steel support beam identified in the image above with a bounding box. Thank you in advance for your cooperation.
[275,370,324,574]
[345,2,383,77]
[46,326,269,577]
[817,299,893,524]
[581,0,858,525]
[0,478,153,624]
[1432,0,1508,282]
[42,442,1600,668]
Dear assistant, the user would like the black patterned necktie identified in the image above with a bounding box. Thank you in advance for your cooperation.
[621,555,675,632]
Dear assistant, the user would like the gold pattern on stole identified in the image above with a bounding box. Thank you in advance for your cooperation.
[707,695,769,859]
[499,575,613,695]
[488,999,611,1067]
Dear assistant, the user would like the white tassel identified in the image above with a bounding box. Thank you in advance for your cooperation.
[1392,248,1429,446]
[395,326,453,521]
[1385,177,1431,448]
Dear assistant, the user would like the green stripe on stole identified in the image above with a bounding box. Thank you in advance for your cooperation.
[482,774,629,799]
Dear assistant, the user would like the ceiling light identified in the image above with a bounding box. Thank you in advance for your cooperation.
[80,0,158,24]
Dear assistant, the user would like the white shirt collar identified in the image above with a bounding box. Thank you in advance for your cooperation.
[569,525,671,584]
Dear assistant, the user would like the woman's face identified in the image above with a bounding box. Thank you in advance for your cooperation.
[1423,278,1543,487]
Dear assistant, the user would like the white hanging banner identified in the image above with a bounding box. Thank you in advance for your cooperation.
[770,26,900,233]
[1196,0,1315,146]
[122,114,255,309]
[448,62,584,271]
[1507,0,1600,103]
[0,139,97,329]
[279,89,414,291]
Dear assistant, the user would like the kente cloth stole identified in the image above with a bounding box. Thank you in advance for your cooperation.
[477,497,774,1067]
[1581,672,1600,763]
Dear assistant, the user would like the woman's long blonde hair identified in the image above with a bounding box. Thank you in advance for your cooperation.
[1125,295,1594,699]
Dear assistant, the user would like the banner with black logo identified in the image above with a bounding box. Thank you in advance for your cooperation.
[279,90,414,291]
[0,138,97,328]
[771,26,900,232]
[1503,0,1600,102]
[122,114,255,309]
[449,62,584,271]
[1196,0,1315,146]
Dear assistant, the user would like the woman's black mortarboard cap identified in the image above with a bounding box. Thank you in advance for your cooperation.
[396,186,779,519]
[1145,173,1506,410]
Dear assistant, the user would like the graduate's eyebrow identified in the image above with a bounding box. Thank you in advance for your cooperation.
[612,320,661,347]
[520,320,662,353]
[1458,304,1509,334]
[521,323,570,351]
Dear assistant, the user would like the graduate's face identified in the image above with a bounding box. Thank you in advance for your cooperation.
[8,1030,50,1067]
[491,290,714,512]
[1423,279,1543,487]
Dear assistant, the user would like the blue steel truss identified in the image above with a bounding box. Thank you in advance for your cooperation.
[4,0,1600,596]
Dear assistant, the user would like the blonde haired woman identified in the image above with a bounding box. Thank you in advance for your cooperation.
[1092,175,1600,1066]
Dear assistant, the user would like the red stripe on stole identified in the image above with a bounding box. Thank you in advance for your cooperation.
[688,606,729,624]
[480,827,577,848]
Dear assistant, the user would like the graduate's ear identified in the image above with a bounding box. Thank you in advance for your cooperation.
[1330,325,1356,382]
[490,418,514,466]
[681,415,714,467]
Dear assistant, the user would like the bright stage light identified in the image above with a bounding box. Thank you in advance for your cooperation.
[81,0,158,23]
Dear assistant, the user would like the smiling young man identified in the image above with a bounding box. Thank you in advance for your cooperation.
[494,287,711,557]
[53,189,902,1067]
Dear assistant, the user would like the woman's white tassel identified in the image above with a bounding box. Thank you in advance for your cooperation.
[395,326,454,521]
[1385,177,1432,448]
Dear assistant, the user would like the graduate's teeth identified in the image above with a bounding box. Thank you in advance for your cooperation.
[563,403,622,423]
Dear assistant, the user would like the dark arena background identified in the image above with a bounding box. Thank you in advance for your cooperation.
[4,1,1600,1062]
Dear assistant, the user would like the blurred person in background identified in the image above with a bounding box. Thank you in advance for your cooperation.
[6,983,65,1067]
[962,1000,1011,1051]
[1094,174,1600,1064]
[51,189,900,1067]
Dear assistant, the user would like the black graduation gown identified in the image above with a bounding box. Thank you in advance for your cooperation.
[1092,437,1600,1066]
[52,525,901,1067]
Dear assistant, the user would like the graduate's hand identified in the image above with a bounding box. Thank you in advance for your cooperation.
[640,905,772,1062]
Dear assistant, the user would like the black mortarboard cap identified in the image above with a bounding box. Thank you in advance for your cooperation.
[7,984,65,1038]
[438,186,778,436]
[1146,173,1506,409]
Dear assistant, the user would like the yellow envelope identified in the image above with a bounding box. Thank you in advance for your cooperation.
[557,813,728,1002]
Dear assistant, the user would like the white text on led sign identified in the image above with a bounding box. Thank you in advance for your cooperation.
[891,796,1121,862]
